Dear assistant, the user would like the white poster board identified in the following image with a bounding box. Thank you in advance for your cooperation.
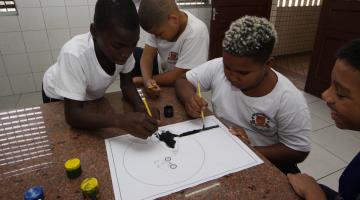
[105,115,263,200]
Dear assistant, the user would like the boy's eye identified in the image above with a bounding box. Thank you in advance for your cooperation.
[112,44,125,49]
[238,72,249,75]
[336,93,346,98]
[336,90,347,98]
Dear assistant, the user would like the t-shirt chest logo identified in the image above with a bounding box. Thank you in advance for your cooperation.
[250,113,271,130]
[167,51,178,64]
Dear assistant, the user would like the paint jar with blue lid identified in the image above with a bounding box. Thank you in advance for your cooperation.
[24,186,45,200]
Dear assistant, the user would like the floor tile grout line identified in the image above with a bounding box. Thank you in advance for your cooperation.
[312,124,335,133]
[310,137,351,164]
[15,94,23,108]
[310,112,334,124]
[316,167,346,181]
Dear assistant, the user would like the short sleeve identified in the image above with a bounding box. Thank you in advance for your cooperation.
[277,108,312,152]
[176,34,209,70]
[54,53,87,101]
[145,33,157,48]
[119,54,135,74]
[185,59,220,92]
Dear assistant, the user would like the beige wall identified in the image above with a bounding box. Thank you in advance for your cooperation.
[272,6,321,56]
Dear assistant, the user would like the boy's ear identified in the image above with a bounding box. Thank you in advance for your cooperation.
[168,12,179,24]
[264,57,274,69]
[90,23,97,39]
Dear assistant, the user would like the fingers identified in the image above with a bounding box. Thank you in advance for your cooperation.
[193,95,208,110]
[145,87,160,98]
[229,127,250,144]
[185,95,208,118]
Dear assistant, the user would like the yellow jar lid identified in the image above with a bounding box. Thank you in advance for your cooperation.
[81,177,99,192]
[65,158,81,171]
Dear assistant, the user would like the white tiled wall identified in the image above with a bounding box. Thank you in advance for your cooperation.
[0,0,211,96]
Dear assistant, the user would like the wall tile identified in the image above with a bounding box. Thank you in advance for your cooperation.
[88,4,95,21]
[70,27,89,37]
[0,56,6,76]
[184,8,199,16]
[40,0,65,7]
[47,29,70,50]
[0,16,21,32]
[87,0,97,5]
[23,30,50,52]
[65,0,88,6]
[66,6,90,28]
[16,0,41,7]
[51,49,61,63]
[28,51,53,72]
[198,7,211,21]
[3,53,32,75]
[0,32,26,54]
[43,7,69,29]
[18,8,45,31]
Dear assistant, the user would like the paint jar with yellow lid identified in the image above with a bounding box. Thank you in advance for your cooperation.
[81,177,100,199]
[64,158,82,179]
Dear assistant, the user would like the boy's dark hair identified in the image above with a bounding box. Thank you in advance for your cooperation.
[138,0,178,31]
[94,0,139,31]
[337,39,360,71]
[222,16,277,64]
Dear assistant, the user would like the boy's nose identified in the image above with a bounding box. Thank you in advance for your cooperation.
[321,87,334,103]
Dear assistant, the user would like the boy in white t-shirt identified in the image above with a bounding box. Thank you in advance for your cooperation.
[175,16,311,174]
[132,0,209,98]
[42,0,158,138]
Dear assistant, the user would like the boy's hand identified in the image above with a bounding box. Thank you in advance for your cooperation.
[116,112,158,139]
[229,127,250,145]
[132,76,144,87]
[287,173,326,200]
[184,94,208,118]
[144,79,161,98]
[149,106,161,122]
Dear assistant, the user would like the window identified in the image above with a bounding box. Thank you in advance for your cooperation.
[0,0,17,15]
[176,0,211,7]
[277,0,322,7]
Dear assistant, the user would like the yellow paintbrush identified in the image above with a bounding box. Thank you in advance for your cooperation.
[197,80,205,129]
[137,88,152,117]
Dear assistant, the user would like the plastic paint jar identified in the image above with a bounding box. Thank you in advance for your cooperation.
[24,186,45,200]
[65,158,82,179]
[81,177,100,199]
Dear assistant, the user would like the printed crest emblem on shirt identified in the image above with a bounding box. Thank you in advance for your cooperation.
[167,51,178,64]
[250,113,271,130]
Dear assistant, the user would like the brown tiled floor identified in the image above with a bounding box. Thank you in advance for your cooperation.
[273,52,311,90]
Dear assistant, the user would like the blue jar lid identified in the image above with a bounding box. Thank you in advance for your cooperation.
[24,186,44,200]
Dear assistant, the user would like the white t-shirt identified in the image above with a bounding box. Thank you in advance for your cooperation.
[146,10,209,73]
[186,58,312,152]
[43,32,135,101]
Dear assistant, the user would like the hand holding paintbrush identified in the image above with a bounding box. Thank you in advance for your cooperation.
[197,80,206,129]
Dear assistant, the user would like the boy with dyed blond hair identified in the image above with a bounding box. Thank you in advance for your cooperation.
[132,0,209,97]
[176,16,311,174]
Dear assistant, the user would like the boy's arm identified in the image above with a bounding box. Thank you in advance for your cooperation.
[175,75,197,104]
[153,67,188,86]
[175,75,208,118]
[64,99,119,129]
[64,99,157,138]
[254,144,309,167]
[139,44,158,86]
[288,173,327,200]
[120,72,145,112]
